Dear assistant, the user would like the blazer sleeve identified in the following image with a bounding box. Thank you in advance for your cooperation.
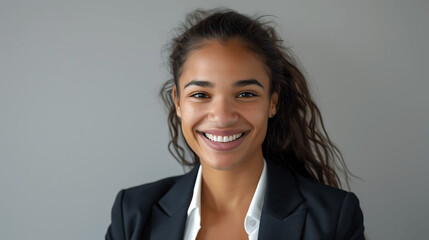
[335,192,365,240]
[106,190,126,240]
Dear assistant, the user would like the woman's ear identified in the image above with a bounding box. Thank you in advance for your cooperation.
[269,92,278,118]
[172,85,182,118]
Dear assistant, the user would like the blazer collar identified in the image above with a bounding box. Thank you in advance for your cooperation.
[149,165,199,240]
[158,166,199,216]
[149,161,307,240]
[258,160,307,240]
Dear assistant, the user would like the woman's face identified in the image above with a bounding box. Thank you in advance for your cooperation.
[173,39,277,170]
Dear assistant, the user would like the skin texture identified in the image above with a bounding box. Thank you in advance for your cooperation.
[173,39,277,239]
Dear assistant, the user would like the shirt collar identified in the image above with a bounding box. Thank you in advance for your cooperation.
[187,165,203,216]
[244,159,267,236]
[185,160,267,237]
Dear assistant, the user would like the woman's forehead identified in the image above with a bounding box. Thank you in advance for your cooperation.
[179,40,270,88]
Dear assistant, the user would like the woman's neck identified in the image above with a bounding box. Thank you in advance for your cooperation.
[199,156,264,212]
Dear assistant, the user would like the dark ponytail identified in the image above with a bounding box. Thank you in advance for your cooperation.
[160,8,353,189]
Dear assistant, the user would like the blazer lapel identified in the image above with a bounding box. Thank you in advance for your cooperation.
[258,161,308,240]
[149,165,199,240]
[146,161,307,240]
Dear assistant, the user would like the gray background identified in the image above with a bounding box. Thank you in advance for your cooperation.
[1,0,428,239]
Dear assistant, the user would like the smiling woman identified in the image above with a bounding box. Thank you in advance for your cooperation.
[106,8,365,240]
[173,39,276,171]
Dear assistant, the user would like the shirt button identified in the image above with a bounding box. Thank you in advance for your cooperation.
[249,219,256,226]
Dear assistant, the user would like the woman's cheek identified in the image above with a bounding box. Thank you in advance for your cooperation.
[180,103,207,136]
[243,104,269,121]
[183,103,206,120]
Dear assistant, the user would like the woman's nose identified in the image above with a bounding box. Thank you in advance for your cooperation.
[207,97,239,127]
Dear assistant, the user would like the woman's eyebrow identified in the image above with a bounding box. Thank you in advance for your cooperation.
[184,80,214,89]
[183,79,264,89]
[234,79,264,89]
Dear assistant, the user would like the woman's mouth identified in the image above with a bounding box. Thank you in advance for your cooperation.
[202,133,244,143]
[198,130,247,151]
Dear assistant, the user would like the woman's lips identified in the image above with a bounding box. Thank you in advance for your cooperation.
[198,130,247,152]
[203,132,244,142]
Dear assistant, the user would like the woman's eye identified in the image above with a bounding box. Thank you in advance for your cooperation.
[191,93,208,98]
[237,92,257,98]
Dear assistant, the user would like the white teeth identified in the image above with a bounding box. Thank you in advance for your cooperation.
[203,133,244,143]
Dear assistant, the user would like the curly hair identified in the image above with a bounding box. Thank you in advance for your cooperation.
[160,8,353,189]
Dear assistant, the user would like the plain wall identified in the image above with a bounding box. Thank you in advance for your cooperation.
[1,0,428,239]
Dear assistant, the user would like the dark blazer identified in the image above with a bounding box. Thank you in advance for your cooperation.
[106,161,365,240]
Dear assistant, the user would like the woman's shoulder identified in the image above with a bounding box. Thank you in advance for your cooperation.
[106,169,198,239]
[120,173,187,207]
[294,172,363,228]
[297,173,349,197]
[267,160,359,204]
[114,166,199,212]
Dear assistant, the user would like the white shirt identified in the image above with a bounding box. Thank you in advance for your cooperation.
[183,160,267,240]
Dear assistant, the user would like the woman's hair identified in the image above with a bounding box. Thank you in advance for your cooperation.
[160,8,353,189]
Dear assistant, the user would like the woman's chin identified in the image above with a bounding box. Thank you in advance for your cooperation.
[200,155,245,171]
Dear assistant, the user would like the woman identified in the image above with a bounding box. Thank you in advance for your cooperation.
[106,8,365,240]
